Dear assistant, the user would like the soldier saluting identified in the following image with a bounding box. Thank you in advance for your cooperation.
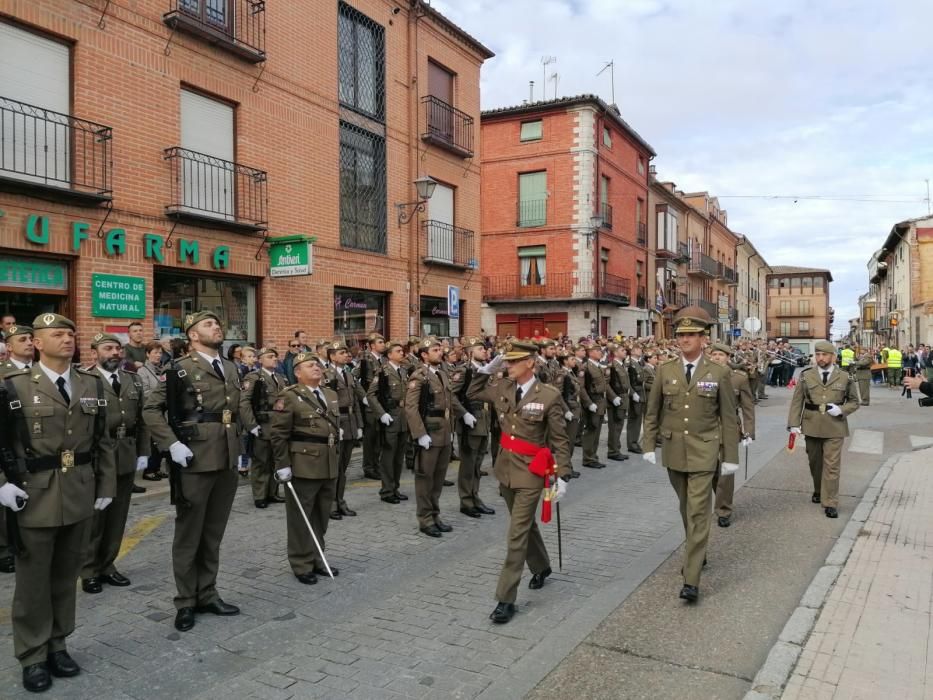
[0,313,116,693]
[143,311,242,632]
[240,347,288,509]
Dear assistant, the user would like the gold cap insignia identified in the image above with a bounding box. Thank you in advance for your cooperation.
[42,314,55,325]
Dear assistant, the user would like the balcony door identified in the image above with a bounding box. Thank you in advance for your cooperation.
[427,60,454,140]
[180,0,232,33]
[0,22,70,188]
[180,89,234,220]
[427,182,454,263]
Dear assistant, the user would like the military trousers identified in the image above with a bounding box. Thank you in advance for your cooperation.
[172,468,238,610]
[566,418,580,460]
[606,405,626,457]
[250,435,277,502]
[495,484,549,604]
[714,472,735,518]
[81,470,135,579]
[805,436,842,508]
[13,517,91,667]
[0,513,8,560]
[285,476,336,575]
[332,438,356,511]
[857,377,871,405]
[626,401,644,450]
[489,419,501,462]
[749,376,759,402]
[581,408,604,465]
[667,468,716,587]
[414,442,452,529]
[379,429,408,497]
[362,408,382,476]
[458,432,489,509]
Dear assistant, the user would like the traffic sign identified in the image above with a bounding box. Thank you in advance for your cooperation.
[743,316,762,333]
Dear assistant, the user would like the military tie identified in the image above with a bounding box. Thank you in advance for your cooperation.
[822,371,829,385]
[313,388,325,407]
[342,368,350,386]
[515,386,523,404]
[685,363,694,384]
[56,376,70,405]
[111,373,121,396]
[212,358,224,380]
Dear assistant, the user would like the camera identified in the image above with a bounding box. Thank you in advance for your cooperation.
[919,397,933,408]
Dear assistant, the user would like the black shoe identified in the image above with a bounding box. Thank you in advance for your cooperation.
[811,493,821,504]
[490,602,515,624]
[81,577,102,594]
[381,495,401,504]
[255,500,268,509]
[443,479,454,486]
[296,572,318,585]
[435,520,453,533]
[395,492,409,501]
[131,484,146,494]
[339,506,357,517]
[825,507,838,519]
[363,471,381,480]
[22,662,52,692]
[266,495,286,504]
[583,462,605,469]
[312,565,338,577]
[195,599,240,616]
[420,525,442,537]
[528,567,552,590]
[330,511,342,520]
[570,470,581,479]
[476,504,496,515]
[606,453,628,461]
[717,516,731,528]
[679,585,699,603]
[760,394,769,399]
[0,555,14,573]
[480,469,489,476]
[174,607,195,632]
[101,572,131,587]
[628,446,644,454]
[460,506,482,518]
[142,473,162,482]
[46,651,80,678]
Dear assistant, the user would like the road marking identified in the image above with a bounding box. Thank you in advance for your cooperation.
[910,435,933,450]
[117,514,167,560]
[848,429,884,455]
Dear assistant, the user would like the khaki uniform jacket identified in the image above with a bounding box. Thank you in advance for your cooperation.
[322,365,363,436]
[467,373,571,488]
[579,360,611,415]
[0,359,31,376]
[366,363,409,434]
[628,360,646,407]
[643,363,657,396]
[854,353,873,379]
[143,353,242,472]
[1,366,117,527]
[404,366,463,447]
[353,352,385,397]
[450,363,491,437]
[97,367,150,475]
[788,366,859,438]
[269,384,339,480]
[730,369,756,439]
[557,367,582,420]
[240,369,287,433]
[608,359,631,417]
[641,356,739,472]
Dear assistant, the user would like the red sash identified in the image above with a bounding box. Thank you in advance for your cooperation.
[500,433,556,522]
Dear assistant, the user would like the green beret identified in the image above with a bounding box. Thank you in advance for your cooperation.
[184,311,222,333]
[326,338,348,354]
[2,324,32,340]
[32,313,75,331]
[710,342,733,355]
[257,346,278,357]
[293,351,318,368]
[90,332,122,349]
[815,341,835,354]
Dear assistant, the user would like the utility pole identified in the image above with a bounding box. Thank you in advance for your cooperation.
[597,60,615,105]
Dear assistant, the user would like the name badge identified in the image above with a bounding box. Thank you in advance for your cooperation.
[222,409,233,425]
[116,426,127,439]
[32,420,42,436]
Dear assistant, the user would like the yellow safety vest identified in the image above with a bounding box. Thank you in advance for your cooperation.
[887,348,902,368]
[840,348,854,367]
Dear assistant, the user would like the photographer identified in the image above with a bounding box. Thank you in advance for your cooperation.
[903,372,933,400]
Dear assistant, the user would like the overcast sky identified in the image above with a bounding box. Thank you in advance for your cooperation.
[433,0,933,337]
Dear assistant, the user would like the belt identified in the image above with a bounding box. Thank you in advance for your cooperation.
[804,402,827,413]
[426,409,448,418]
[500,434,555,479]
[290,435,334,445]
[27,451,92,472]
[185,412,237,423]
[338,407,350,415]
[255,412,269,422]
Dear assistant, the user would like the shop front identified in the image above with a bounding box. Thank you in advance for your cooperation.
[0,253,71,321]
[420,295,454,338]
[334,287,389,347]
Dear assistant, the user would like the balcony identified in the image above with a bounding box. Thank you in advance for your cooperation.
[600,202,613,230]
[421,96,474,158]
[164,147,267,232]
[483,271,633,304]
[636,285,647,309]
[421,220,475,270]
[688,298,718,319]
[637,221,647,246]
[516,199,547,227]
[722,265,738,285]
[688,252,718,278]
[601,273,631,305]
[0,96,112,205]
[775,308,814,318]
[164,0,266,63]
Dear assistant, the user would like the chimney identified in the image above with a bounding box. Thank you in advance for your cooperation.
[529,81,534,103]
[649,164,657,175]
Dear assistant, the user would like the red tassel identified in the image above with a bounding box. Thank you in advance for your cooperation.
[541,495,552,524]
[787,431,797,452]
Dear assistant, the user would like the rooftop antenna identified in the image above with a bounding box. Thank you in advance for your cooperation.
[926,179,931,215]
[597,60,616,106]
[549,72,559,99]
[541,56,557,101]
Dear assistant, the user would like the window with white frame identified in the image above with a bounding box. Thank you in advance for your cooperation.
[518,245,546,286]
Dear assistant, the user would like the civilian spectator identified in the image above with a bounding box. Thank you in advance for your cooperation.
[1,314,15,334]
[124,321,147,369]
[139,341,168,482]
[0,341,7,362]
[283,337,302,383]
[238,346,257,379]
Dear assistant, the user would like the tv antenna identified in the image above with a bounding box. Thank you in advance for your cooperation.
[541,56,557,101]
[597,60,616,106]
[549,72,559,99]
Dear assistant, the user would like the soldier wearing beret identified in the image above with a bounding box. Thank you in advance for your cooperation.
[467,340,572,624]
[240,347,288,508]
[557,350,582,477]
[641,307,739,603]
[80,332,150,595]
[626,345,647,454]
[0,314,116,692]
[269,353,340,584]
[606,345,632,462]
[787,340,859,518]
[322,339,364,519]
[367,340,410,504]
[356,333,387,481]
[143,311,242,633]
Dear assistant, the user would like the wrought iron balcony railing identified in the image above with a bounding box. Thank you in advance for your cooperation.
[164,0,266,63]
[164,147,267,232]
[516,199,547,227]
[483,271,633,304]
[688,298,718,319]
[600,202,613,230]
[601,273,631,304]
[421,95,474,158]
[688,252,718,277]
[421,220,476,269]
[0,96,112,204]
[637,221,647,246]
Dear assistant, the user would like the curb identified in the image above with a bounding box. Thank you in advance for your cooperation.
[742,451,902,700]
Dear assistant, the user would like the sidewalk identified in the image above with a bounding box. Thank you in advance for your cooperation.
[781,446,933,699]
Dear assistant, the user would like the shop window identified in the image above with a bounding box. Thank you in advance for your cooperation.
[518,245,546,286]
[339,122,387,253]
[154,271,257,347]
[338,2,385,121]
[520,120,543,142]
[420,295,461,338]
[334,287,387,347]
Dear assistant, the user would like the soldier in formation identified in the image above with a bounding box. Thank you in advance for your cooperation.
[240,347,288,508]
[452,337,495,518]
[367,339,410,504]
[322,339,364,519]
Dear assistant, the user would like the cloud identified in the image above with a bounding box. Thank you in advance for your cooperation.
[434,0,933,336]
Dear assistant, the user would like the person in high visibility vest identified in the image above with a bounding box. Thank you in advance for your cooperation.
[887,346,903,387]
[840,346,855,371]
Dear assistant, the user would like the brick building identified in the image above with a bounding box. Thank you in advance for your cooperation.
[766,265,834,353]
[647,172,690,338]
[0,0,491,352]
[479,95,655,339]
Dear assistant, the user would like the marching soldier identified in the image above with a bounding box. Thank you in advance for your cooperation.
[626,346,646,454]
[641,307,739,603]
[467,341,572,624]
[854,348,872,406]
[143,311,242,632]
[240,347,288,508]
[356,333,387,480]
[708,342,755,528]
[404,336,463,537]
[0,314,116,692]
[787,340,860,518]
[606,345,632,462]
[451,337,495,518]
[580,344,611,469]
[643,350,659,396]
[80,333,149,594]
[269,353,340,584]
[557,349,582,477]
[322,339,364,519]
[367,340,410,504]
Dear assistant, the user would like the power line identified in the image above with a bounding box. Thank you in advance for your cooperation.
[717,195,924,203]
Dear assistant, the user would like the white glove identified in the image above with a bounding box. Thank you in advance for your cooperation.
[632,392,640,403]
[136,456,148,471]
[275,467,293,482]
[356,428,363,439]
[479,354,505,375]
[741,436,754,447]
[790,426,802,435]
[564,411,573,421]
[826,403,843,417]
[0,483,27,511]
[380,413,393,426]
[169,441,194,466]
[553,477,568,503]
[612,396,622,407]
[362,397,369,407]
[721,462,740,476]
[588,403,598,413]
[94,497,113,511]
[462,413,477,428]
[418,435,432,450]
[339,428,345,441]
[642,451,657,465]
[250,426,261,437]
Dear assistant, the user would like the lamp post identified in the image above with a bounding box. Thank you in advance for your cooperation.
[396,176,437,226]
[587,214,603,338]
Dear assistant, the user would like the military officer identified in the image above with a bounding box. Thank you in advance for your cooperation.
[467,341,572,624]
[269,353,340,584]
[854,348,872,406]
[404,336,463,537]
[557,350,582,477]
[356,333,387,480]
[643,350,659,396]
[322,339,363,519]
[143,311,242,632]
[626,345,647,453]
[708,342,755,528]
[579,344,611,469]
[80,333,149,594]
[367,339,410,504]
[451,337,495,518]
[606,345,632,462]
[787,340,860,518]
[0,313,116,692]
[641,307,739,603]
[240,347,287,508]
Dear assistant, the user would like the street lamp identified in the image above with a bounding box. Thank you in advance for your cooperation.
[586,214,604,338]
[396,176,438,225]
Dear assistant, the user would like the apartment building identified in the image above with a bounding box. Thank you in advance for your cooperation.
[766,265,834,353]
[647,172,690,338]
[735,235,769,338]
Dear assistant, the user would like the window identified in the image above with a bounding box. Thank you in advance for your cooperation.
[179,89,235,220]
[426,59,455,140]
[769,277,778,288]
[780,277,789,289]
[520,120,542,142]
[339,122,386,253]
[600,248,609,287]
[426,181,454,263]
[814,276,824,289]
[780,321,791,336]
[798,300,810,315]
[637,157,645,174]
[655,207,679,253]
[518,245,546,286]
[155,270,257,344]
[334,287,387,345]
[791,277,801,289]
[338,2,385,121]
[602,126,612,147]
[179,0,231,31]
[802,276,813,290]
[780,300,791,315]
[518,171,547,227]
[799,321,810,332]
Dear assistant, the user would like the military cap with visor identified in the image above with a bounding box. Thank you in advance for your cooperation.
[673,305,713,334]
[501,340,538,361]
[257,346,278,358]
[710,342,734,355]
[292,352,320,369]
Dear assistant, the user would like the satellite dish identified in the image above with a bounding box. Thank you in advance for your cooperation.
[743,316,762,333]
